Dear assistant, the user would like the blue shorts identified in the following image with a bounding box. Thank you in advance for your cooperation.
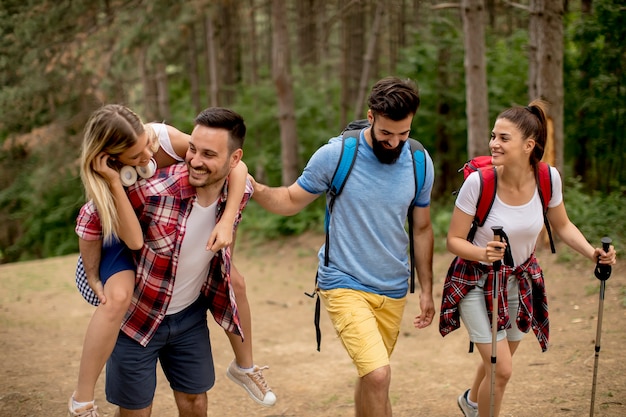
[105,296,215,409]
[100,238,135,285]
[75,238,136,306]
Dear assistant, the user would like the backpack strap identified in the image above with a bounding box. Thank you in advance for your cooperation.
[327,132,359,226]
[407,138,426,293]
[467,166,497,242]
[307,130,360,351]
[325,131,359,264]
[537,162,555,253]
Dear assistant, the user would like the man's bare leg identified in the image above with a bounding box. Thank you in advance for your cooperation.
[173,391,208,417]
[354,365,392,417]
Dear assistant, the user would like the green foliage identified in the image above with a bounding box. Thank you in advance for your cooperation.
[564,0,626,192]
[239,200,325,241]
[486,29,530,115]
[0,1,624,263]
[398,16,469,198]
[561,175,625,253]
[0,145,83,262]
[233,73,343,238]
[431,202,453,253]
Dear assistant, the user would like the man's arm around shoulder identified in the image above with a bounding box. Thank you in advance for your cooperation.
[249,176,319,216]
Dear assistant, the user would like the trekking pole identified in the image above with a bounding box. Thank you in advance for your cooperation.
[490,226,504,417]
[589,237,612,417]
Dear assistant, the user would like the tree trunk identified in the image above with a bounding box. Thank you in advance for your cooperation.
[271,0,299,186]
[573,0,592,179]
[138,46,158,122]
[434,45,454,196]
[155,61,170,121]
[245,0,260,86]
[528,2,539,100]
[462,0,490,158]
[297,0,319,67]
[204,10,219,107]
[535,0,565,172]
[340,0,365,127]
[353,2,385,120]
[186,23,202,115]
[245,0,266,184]
[215,1,240,105]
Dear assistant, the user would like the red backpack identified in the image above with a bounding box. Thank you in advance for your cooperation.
[459,155,555,253]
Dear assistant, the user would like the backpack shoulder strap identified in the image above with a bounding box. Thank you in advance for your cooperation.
[329,131,360,204]
[536,162,552,213]
[475,166,497,227]
[467,166,497,242]
[537,162,556,253]
[407,138,426,294]
[408,138,426,203]
[324,130,360,263]
[312,129,361,352]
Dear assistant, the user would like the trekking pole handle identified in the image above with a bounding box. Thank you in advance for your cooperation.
[594,237,612,281]
[491,226,504,269]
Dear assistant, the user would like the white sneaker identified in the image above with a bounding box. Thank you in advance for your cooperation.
[457,389,479,417]
[226,360,277,407]
[68,396,99,417]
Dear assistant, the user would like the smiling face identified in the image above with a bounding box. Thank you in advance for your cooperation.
[368,111,413,164]
[186,125,241,189]
[490,118,535,166]
[115,130,153,167]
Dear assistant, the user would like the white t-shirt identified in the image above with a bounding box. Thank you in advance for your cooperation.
[166,199,217,314]
[455,166,563,266]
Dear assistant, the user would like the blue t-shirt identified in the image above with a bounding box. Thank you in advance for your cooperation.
[297,129,434,298]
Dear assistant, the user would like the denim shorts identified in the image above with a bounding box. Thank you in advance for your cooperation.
[458,274,525,344]
[100,238,135,285]
[105,296,215,409]
[75,239,136,306]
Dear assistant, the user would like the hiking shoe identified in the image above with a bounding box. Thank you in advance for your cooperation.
[457,389,478,417]
[68,397,99,417]
[226,360,276,407]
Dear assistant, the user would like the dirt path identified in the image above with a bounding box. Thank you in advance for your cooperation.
[0,232,624,416]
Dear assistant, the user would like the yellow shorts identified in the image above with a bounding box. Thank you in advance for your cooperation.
[319,288,406,377]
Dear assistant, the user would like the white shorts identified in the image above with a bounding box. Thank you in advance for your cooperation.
[459,274,525,344]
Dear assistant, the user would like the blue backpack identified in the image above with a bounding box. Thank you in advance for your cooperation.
[307,119,427,351]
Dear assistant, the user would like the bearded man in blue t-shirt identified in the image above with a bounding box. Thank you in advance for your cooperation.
[250,76,436,417]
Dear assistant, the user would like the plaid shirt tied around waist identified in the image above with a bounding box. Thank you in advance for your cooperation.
[439,253,549,352]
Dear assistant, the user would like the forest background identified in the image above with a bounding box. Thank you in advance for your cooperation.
[0,0,624,264]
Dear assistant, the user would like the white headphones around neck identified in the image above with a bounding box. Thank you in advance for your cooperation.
[119,158,157,187]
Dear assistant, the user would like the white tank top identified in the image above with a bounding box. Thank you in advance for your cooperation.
[149,122,184,162]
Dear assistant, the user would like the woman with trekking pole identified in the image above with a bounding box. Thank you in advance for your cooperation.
[439,99,617,417]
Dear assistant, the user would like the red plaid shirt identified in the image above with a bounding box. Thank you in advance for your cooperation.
[439,253,549,352]
[76,163,251,347]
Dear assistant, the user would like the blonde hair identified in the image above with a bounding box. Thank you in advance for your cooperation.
[80,104,145,242]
